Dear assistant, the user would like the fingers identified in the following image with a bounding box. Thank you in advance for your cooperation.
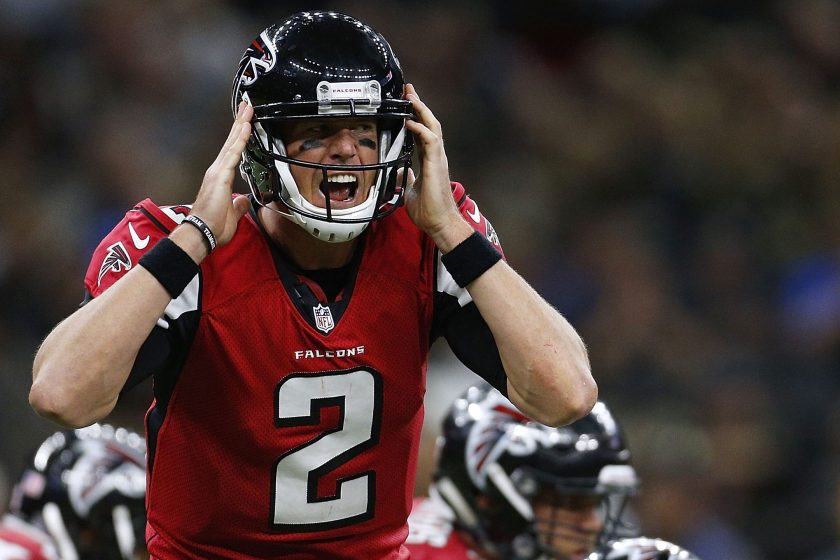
[404,84,443,160]
[395,166,416,187]
[214,102,253,169]
[197,103,251,203]
[232,194,252,218]
[404,83,442,137]
[220,119,251,171]
[188,104,254,248]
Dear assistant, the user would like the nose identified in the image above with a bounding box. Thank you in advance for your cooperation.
[327,129,358,162]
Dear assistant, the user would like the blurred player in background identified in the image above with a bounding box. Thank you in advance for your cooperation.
[406,383,638,560]
[5,424,147,560]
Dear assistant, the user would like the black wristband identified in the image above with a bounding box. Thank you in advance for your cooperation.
[441,230,502,288]
[138,238,199,298]
[183,214,217,252]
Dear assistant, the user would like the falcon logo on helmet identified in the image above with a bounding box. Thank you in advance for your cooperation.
[465,396,532,488]
[234,31,277,92]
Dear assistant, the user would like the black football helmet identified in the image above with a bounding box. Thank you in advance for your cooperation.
[9,424,147,560]
[587,537,702,560]
[433,384,639,560]
[231,11,414,243]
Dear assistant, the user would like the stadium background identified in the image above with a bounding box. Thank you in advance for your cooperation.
[1,1,839,558]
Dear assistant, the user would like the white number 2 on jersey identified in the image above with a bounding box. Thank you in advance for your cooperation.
[271,368,382,531]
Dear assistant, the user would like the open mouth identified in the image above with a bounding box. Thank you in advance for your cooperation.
[322,173,359,204]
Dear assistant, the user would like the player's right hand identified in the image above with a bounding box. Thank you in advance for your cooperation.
[188,101,254,249]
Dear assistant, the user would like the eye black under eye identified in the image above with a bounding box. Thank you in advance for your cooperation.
[300,138,324,151]
[359,138,377,149]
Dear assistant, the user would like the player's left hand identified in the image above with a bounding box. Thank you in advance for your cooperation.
[403,84,468,248]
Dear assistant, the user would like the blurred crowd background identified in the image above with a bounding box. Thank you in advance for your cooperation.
[2,0,840,558]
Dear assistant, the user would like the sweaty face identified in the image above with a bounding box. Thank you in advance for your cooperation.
[281,117,380,211]
[533,494,604,560]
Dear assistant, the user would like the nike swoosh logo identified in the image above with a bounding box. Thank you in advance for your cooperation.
[128,222,150,250]
[465,200,481,223]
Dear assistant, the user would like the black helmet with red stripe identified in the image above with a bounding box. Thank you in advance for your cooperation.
[9,423,147,560]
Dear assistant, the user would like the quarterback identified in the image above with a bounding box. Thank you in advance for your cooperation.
[30,11,596,559]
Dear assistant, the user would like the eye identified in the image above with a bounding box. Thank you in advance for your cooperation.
[353,123,376,134]
[295,125,328,151]
[354,124,378,149]
[299,138,324,151]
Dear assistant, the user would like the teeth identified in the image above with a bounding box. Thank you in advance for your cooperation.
[327,174,355,183]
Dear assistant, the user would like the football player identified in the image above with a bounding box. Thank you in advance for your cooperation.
[30,10,596,558]
[406,383,638,560]
[7,424,147,560]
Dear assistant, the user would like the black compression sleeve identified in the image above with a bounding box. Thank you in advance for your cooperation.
[442,301,508,396]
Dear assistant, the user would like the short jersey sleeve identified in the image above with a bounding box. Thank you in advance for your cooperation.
[84,199,191,297]
[81,200,200,393]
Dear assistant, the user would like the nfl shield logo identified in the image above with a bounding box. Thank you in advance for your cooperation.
[313,304,335,334]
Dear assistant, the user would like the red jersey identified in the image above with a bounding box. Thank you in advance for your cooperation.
[405,496,481,559]
[85,186,505,559]
[0,516,58,560]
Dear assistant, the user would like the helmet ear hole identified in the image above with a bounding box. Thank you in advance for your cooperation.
[242,145,279,202]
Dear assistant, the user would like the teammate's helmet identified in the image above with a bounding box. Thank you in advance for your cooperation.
[433,384,639,560]
[588,537,702,560]
[231,11,414,243]
[9,424,147,560]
